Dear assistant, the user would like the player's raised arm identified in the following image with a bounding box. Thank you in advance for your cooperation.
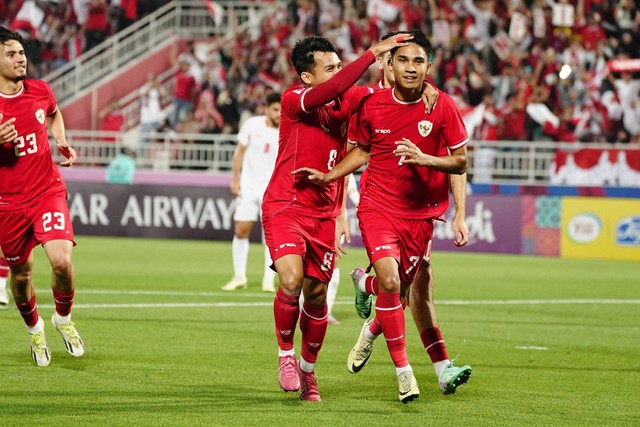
[301,35,412,111]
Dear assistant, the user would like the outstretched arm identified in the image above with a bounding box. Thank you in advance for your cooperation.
[302,35,413,111]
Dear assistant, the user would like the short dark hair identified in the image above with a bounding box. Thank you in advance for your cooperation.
[390,30,432,60]
[381,31,410,42]
[291,36,337,76]
[266,92,281,106]
[0,26,26,47]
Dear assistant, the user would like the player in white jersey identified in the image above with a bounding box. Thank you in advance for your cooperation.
[223,93,282,292]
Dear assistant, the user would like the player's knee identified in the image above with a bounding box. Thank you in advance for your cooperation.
[377,273,401,293]
[50,255,73,279]
[277,271,303,292]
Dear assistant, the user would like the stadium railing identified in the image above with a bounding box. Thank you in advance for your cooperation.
[44,0,281,106]
[51,131,640,186]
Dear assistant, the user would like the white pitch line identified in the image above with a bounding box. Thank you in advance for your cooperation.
[27,297,640,310]
[516,346,548,351]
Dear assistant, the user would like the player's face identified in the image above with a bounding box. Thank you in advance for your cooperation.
[302,51,342,86]
[0,40,27,82]
[390,44,431,91]
[266,102,281,127]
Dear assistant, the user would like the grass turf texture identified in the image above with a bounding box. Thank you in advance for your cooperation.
[1,236,638,426]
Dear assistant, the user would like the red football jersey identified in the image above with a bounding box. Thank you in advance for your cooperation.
[349,87,468,219]
[0,79,65,210]
[262,84,371,218]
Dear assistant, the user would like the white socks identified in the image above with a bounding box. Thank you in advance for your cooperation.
[232,237,249,279]
[326,268,340,314]
[299,356,314,373]
[434,360,450,378]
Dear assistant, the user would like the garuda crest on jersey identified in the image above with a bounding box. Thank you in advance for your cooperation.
[35,109,45,124]
[418,120,433,137]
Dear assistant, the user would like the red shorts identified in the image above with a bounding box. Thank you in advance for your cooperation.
[0,189,75,266]
[357,206,433,285]
[262,210,336,283]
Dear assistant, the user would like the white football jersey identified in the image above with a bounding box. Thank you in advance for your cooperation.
[237,115,279,195]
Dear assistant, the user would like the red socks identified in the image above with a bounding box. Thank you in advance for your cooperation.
[274,289,300,351]
[299,302,328,364]
[53,289,74,317]
[375,291,408,368]
[364,275,378,295]
[420,327,448,363]
[17,295,39,327]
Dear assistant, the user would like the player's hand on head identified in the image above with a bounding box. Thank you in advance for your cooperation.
[291,167,329,185]
[57,143,77,167]
[369,34,413,57]
[0,114,18,143]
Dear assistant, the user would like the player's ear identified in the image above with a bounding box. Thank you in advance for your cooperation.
[300,71,313,85]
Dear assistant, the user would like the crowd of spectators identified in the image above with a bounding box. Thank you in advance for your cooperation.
[1,0,169,78]
[167,0,640,144]
[3,0,640,144]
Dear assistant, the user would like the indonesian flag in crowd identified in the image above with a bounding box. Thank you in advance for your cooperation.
[366,0,400,23]
[205,0,224,27]
[10,0,44,38]
[608,59,640,73]
[551,149,640,187]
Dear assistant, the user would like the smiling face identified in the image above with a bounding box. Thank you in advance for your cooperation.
[301,51,343,87]
[0,39,27,84]
[390,43,431,92]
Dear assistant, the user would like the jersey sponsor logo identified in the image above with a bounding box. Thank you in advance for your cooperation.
[278,243,296,249]
[616,216,640,246]
[418,120,433,137]
[5,255,20,262]
[374,128,391,134]
[374,244,392,251]
[35,109,45,124]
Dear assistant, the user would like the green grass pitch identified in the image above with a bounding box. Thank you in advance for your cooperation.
[1,236,638,426]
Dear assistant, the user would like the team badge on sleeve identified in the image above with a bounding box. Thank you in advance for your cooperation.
[418,120,433,137]
[35,109,45,124]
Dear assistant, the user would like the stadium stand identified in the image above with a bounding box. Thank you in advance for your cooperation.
[3,0,640,185]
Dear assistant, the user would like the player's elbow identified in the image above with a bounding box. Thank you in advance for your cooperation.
[452,157,467,175]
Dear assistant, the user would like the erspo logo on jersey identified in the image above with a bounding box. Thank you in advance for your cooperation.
[616,216,640,246]
[374,129,391,134]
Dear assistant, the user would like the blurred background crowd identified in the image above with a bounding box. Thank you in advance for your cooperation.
[2,0,639,143]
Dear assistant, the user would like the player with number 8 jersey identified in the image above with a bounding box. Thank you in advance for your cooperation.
[0,27,84,367]
[261,35,413,402]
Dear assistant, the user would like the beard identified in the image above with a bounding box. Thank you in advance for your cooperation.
[13,73,27,82]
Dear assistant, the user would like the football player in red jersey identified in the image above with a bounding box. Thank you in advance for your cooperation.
[0,27,84,367]
[262,34,412,402]
[293,30,469,403]
[350,31,473,396]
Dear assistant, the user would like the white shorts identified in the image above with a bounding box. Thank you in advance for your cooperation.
[233,191,263,222]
